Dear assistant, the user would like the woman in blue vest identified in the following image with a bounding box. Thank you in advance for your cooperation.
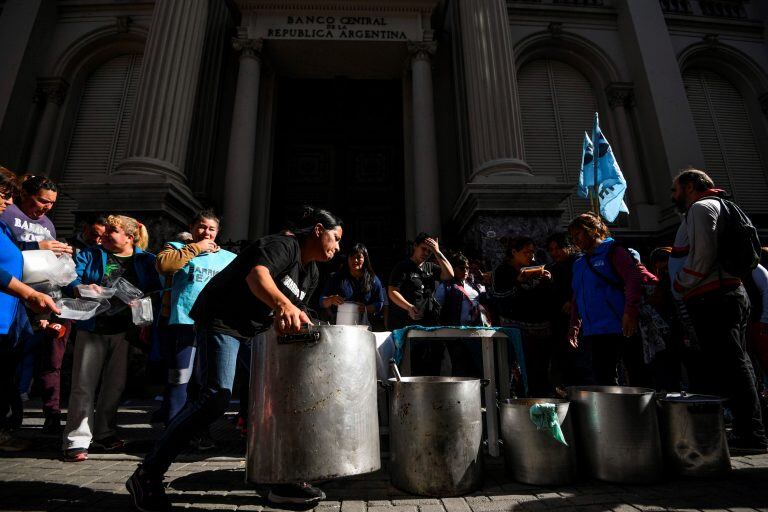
[567,213,644,385]
[63,215,162,462]
[154,209,236,427]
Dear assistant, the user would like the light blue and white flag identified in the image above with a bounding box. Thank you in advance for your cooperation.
[577,114,629,222]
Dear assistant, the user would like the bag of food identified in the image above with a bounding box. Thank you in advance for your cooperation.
[130,297,153,326]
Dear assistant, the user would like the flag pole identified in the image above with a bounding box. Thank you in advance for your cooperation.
[591,112,600,216]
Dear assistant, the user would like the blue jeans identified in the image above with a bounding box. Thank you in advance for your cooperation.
[143,328,249,477]
[158,324,197,424]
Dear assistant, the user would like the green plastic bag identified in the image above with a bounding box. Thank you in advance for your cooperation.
[529,403,568,446]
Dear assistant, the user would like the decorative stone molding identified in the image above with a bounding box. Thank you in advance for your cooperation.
[548,22,564,39]
[605,82,635,109]
[235,0,438,15]
[115,16,132,33]
[232,37,264,59]
[407,41,437,62]
[33,78,69,106]
[703,34,720,50]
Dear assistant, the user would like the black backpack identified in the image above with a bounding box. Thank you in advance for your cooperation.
[715,197,761,277]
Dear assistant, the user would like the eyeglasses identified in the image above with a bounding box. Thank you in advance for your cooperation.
[0,189,12,201]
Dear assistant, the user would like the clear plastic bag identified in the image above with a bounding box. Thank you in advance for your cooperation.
[47,254,78,287]
[76,284,117,299]
[130,297,153,326]
[55,298,101,321]
[110,277,144,304]
[30,281,63,301]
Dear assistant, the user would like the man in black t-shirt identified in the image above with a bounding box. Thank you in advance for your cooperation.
[129,212,343,511]
[388,232,454,375]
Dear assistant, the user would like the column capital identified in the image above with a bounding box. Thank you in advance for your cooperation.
[605,82,636,110]
[407,41,437,63]
[232,37,264,59]
[33,77,69,106]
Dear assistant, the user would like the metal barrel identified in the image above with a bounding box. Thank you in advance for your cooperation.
[658,393,731,476]
[246,325,381,483]
[387,377,484,496]
[568,386,664,483]
[499,398,577,486]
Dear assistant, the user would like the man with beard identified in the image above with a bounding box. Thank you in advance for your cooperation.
[669,168,767,454]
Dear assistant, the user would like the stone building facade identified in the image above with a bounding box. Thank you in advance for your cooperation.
[0,0,766,270]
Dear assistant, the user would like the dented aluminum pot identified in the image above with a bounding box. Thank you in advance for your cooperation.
[385,376,484,496]
[658,393,731,476]
[499,398,577,486]
[568,386,663,483]
[246,325,380,483]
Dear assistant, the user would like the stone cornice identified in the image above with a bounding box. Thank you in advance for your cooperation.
[34,77,70,106]
[236,0,438,14]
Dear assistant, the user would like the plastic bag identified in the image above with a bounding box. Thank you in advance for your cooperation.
[30,281,63,301]
[529,403,568,446]
[55,298,101,321]
[110,277,144,304]
[130,297,153,326]
[77,284,117,299]
[22,250,59,284]
[47,254,78,287]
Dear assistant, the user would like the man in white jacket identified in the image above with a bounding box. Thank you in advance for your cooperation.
[669,169,767,454]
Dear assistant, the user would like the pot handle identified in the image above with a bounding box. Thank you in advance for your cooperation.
[277,328,321,345]
[480,378,491,388]
[378,379,392,389]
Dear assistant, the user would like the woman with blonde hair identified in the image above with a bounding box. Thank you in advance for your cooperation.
[62,215,162,462]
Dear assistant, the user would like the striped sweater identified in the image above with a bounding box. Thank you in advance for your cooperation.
[670,194,741,301]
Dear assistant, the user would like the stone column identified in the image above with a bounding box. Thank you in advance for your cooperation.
[617,0,705,224]
[28,77,68,174]
[221,36,263,242]
[605,83,656,229]
[409,42,441,236]
[116,0,208,181]
[458,0,530,177]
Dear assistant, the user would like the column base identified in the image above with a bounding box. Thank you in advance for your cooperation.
[68,175,201,251]
[452,174,573,266]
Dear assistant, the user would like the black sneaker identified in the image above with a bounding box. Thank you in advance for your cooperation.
[42,413,63,436]
[126,466,170,512]
[190,430,216,451]
[267,482,326,505]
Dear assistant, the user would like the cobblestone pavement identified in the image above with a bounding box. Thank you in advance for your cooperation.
[1,401,767,512]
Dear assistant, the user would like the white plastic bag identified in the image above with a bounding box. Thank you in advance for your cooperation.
[130,297,153,326]
[22,250,59,284]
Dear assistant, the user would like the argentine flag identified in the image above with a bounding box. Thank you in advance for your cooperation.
[577,114,629,222]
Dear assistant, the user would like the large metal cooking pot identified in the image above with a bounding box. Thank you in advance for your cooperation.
[568,386,663,483]
[658,393,730,476]
[499,398,577,486]
[246,325,380,483]
[385,376,484,496]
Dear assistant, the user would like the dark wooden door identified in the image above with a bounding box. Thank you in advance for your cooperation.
[270,78,406,284]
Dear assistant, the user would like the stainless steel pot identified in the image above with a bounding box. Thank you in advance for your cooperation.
[658,393,730,476]
[385,376,484,496]
[568,386,663,483]
[246,325,380,483]
[499,398,577,486]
